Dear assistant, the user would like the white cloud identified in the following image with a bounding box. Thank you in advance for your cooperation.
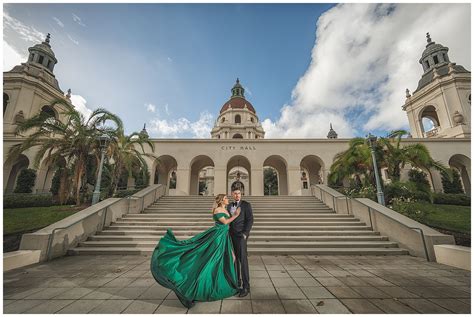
[3,11,45,43]
[3,41,27,72]
[263,3,470,138]
[70,94,93,119]
[67,34,79,45]
[52,17,64,28]
[149,111,214,138]
[145,103,156,113]
[72,13,86,27]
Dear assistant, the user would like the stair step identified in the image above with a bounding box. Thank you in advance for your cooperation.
[89,235,389,241]
[106,225,371,231]
[98,230,380,236]
[118,218,358,222]
[113,221,364,226]
[126,213,349,218]
[68,247,409,256]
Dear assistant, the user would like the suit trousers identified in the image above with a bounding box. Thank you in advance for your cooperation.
[231,233,250,290]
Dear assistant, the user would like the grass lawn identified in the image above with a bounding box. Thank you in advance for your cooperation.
[4,205,84,235]
[411,202,471,234]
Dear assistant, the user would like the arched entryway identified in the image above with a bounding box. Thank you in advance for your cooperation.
[153,155,178,193]
[5,154,30,193]
[263,155,288,195]
[189,155,215,196]
[227,155,251,195]
[419,105,440,137]
[448,154,471,193]
[300,155,325,186]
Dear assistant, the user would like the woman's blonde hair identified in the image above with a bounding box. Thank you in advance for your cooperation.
[212,194,226,213]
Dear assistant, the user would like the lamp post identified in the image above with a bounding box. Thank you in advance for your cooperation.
[92,133,110,205]
[366,133,385,206]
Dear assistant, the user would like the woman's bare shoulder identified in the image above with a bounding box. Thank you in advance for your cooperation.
[213,207,227,214]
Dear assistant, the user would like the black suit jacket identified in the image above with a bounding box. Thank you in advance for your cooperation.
[227,200,254,238]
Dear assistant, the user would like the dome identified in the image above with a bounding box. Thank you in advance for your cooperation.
[219,96,256,114]
[29,43,56,59]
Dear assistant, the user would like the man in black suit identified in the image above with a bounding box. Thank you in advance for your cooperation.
[228,189,253,297]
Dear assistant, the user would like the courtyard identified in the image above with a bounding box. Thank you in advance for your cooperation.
[3,254,470,314]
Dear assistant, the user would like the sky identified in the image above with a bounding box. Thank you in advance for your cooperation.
[3,3,471,139]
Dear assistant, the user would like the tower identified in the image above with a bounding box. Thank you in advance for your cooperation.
[211,79,265,139]
[402,33,471,138]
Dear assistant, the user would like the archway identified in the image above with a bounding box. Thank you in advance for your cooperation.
[5,154,29,193]
[189,155,215,196]
[4,93,9,117]
[263,155,288,195]
[448,154,471,193]
[227,155,251,195]
[419,105,440,137]
[300,155,325,186]
[232,133,243,139]
[36,156,66,193]
[153,155,178,193]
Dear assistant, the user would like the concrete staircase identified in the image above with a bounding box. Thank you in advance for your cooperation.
[69,195,409,256]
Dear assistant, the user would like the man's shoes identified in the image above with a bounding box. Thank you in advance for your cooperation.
[238,288,249,297]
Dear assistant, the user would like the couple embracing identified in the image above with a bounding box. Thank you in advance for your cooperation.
[150,189,254,308]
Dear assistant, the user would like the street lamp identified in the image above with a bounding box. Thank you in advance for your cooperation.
[92,133,110,205]
[366,133,385,206]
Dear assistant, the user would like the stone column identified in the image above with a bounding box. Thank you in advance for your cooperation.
[213,167,227,195]
[287,167,302,196]
[176,168,191,195]
[251,168,263,196]
[430,169,444,193]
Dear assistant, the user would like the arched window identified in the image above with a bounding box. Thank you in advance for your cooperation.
[233,133,243,139]
[40,105,56,119]
[4,93,10,117]
[221,117,226,123]
[235,115,241,124]
[250,117,254,123]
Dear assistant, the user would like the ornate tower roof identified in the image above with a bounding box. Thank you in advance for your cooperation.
[220,79,256,114]
[414,33,469,93]
[27,33,58,74]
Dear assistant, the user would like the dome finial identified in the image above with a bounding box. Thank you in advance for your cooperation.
[426,32,432,44]
[236,78,240,84]
[45,33,51,44]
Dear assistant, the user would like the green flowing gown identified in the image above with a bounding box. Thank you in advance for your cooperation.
[150,212,239,308]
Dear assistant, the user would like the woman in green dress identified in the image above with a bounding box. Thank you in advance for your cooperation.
[150,194,241,308]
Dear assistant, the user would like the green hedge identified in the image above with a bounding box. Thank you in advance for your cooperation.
[4,193,54,208]
[384,181,432,204]
[433,193,470,206]
[113,189,141,198]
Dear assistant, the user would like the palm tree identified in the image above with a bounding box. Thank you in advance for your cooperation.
[8,99,123,205]
[329,131,450,190]
[108,131,156,194]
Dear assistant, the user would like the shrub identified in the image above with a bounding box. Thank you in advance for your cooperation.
[392,199,431,222]
[14,169,37,193]
[408,169,431,192]
[384,181,432,205]
[114,189,141,198]
[433,193,470,206]
[4,193,53,208]
[441,169,464,194]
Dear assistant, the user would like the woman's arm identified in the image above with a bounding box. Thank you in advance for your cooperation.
[216,208,240,225]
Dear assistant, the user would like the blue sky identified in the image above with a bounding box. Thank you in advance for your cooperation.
[3,3,471,138]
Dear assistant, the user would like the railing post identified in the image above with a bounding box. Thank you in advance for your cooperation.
[367,206,373,230]
[102,207,109,230]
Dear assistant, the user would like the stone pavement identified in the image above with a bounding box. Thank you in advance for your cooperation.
[3,254,470,314]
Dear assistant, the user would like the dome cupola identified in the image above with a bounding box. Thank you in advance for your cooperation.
[419,32,449,73]
[27,33,58,74]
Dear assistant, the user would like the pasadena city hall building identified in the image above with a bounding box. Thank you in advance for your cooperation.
[3,33,471,197]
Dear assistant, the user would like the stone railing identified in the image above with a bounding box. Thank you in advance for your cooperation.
[311,185,455,261]
[19,184,166,262]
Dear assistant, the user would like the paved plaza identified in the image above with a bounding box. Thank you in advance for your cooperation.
[3,254,471,314]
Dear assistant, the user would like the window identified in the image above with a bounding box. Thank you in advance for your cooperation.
[250,117,254,123]
[235,115,241,124]
[303,182,308,189]
[233,133,243,139]
[38,55,44,64]
[221,117,225,123]
[424,61,430,69]
[47,60,52,68]
[433,55,439,64]
[443,53,447,62]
